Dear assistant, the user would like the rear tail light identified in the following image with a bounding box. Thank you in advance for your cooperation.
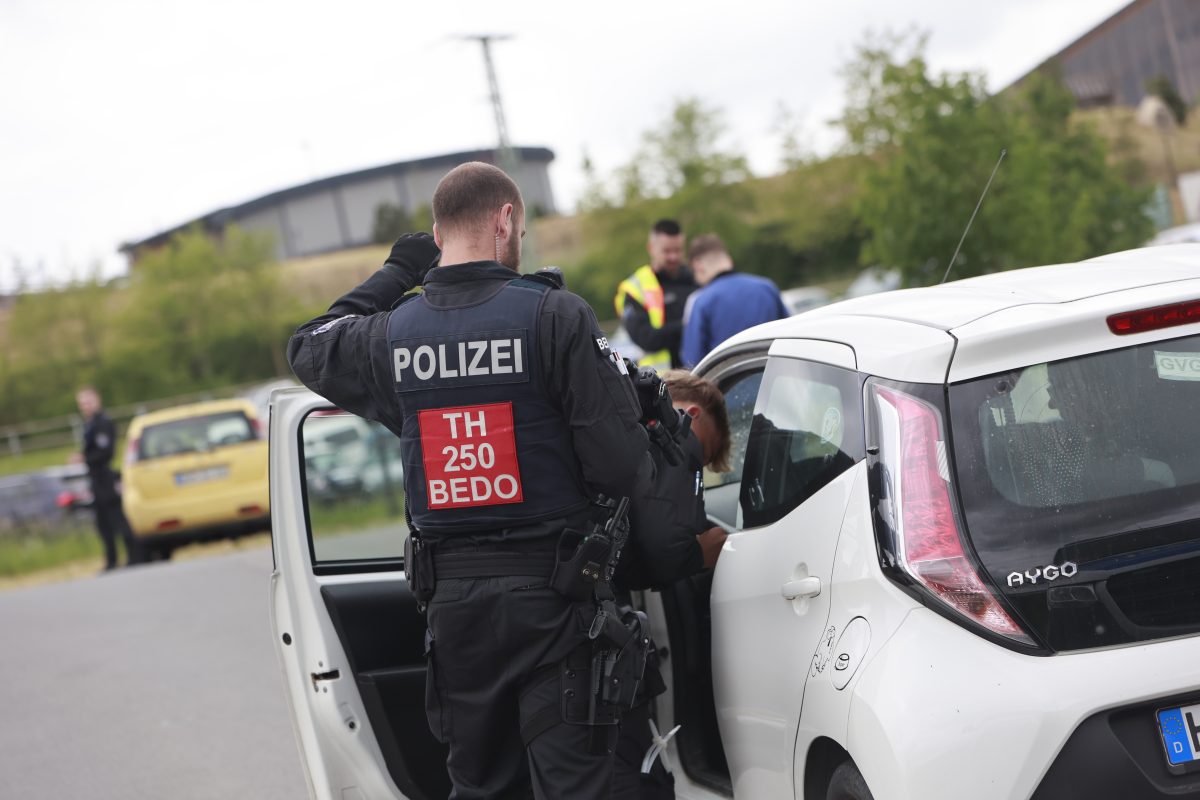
[872,386,1033,645]
[125,437,140,466]
[1107,299,1200,335]
[156,519,182,531]
[250,417,263,439]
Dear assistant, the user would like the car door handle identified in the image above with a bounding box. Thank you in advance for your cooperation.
[781,576,822,600]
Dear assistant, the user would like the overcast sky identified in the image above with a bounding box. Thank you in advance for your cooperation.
[0,0,1131,292]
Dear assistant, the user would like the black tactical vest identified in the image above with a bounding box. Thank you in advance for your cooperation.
[387,277,591,532]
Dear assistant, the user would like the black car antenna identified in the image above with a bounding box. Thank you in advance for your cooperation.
[941,148,1007,284]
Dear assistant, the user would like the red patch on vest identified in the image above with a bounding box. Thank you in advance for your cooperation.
[418,402,524,509]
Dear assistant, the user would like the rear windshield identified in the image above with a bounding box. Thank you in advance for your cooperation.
[138,411,255,460]
[949,333,1200,649]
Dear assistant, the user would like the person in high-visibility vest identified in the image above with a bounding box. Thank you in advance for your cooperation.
[613,219,697,371]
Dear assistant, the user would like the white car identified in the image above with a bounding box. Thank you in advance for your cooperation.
[269,245,1200,800]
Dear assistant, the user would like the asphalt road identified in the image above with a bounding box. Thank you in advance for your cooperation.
[0,545,309,799]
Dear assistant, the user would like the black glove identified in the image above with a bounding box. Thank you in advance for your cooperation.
[381,232,441,290]
[630,366,690,466]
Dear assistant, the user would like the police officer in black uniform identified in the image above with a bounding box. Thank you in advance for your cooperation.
[288,162,649,800]
[612,370,731,799]
[75,386,139,570]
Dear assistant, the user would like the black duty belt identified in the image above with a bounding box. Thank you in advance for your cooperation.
[432,550,558,580]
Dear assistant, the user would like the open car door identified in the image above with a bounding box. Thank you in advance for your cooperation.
[269,387,450,800]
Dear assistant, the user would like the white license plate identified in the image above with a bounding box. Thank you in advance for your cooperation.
[174,465,229,486]
[1157,703,1200,766]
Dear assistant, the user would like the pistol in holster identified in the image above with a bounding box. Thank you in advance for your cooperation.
[552,496,652,717]
[591,604,650,709]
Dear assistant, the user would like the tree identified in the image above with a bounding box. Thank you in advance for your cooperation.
[121,226,298,391]
[750,155,868,287]
[637,98,752,195]
[0,270,122,423]
[372,203,412,245]
[838,33,1153,286]
[0,228,306,426]
[572,98,757,312]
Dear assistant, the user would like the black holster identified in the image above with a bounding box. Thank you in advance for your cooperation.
[547,497,650,729]
[549,528,612,601]
[594,605,650,709]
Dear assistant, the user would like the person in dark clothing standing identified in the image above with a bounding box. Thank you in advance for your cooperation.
[74,387,138,570]
[612,371,731,799]
[287,162,649,800]
[614,220,698,371]
[681,234,789,368]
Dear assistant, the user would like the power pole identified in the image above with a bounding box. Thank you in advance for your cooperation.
[460,34,536,265]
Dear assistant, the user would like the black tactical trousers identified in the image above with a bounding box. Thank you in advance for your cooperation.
[425,575,619,800]
[611,699,676,800]
[94,498,137,569]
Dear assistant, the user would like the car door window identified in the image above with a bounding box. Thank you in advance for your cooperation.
[301,411,407,566]
[705,368,765,489]
[698,365,765,530]
[739,357,865,529]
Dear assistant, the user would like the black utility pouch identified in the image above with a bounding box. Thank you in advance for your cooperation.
[549,529,611,601]
[404,535,436,605]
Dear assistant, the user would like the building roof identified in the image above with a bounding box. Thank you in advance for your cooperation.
[1004,0,1148,93]
[121,146,555,253]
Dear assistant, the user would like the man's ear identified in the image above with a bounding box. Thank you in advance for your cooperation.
[684,404,702,420]
[433,223,443,249]
[498,203,514,238]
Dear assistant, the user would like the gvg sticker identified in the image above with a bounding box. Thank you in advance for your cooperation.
[418,402,524,509]
[1155,351,1200,381]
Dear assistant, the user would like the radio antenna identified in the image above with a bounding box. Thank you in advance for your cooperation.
[941,148,1006,284]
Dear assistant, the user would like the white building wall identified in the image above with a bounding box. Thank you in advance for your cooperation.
[282,192,344,257]
[235,207,289,260]
[202,154,556,260]
[339,176,403,244]
[401,167,446,216]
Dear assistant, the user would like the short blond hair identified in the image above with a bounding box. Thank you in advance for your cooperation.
[687,234,727,264]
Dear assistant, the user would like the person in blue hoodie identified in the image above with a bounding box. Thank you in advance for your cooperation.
[680,234,789,368]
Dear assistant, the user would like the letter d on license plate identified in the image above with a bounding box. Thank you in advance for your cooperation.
[1158,703,1200,772]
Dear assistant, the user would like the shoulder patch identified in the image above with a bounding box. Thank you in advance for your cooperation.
[311,314,360,335]
[596,337,629,375]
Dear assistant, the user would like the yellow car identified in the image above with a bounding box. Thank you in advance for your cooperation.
[122,398,270,559]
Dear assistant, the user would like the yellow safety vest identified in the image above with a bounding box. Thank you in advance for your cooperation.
[614,265,672,372]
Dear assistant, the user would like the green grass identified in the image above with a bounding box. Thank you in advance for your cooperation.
[307,492,405,538]
[0,523,104,578]
[0,445,83,478]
